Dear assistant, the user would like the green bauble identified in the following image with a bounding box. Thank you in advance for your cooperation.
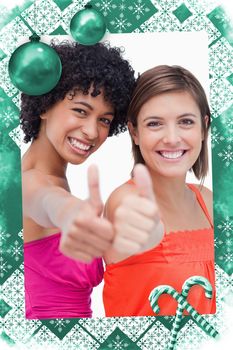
[70,5,106,45]
[8,34,62,95]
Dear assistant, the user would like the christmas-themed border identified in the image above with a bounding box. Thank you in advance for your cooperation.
[0,1,232,349]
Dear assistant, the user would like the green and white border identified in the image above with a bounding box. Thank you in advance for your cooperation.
[0,1,232,349]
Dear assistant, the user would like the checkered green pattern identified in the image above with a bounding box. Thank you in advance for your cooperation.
[0,1,232,349]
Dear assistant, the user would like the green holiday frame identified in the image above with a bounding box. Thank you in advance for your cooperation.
[0,1,232,349]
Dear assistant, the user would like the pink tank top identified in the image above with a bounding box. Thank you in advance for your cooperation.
[24,233,103,319]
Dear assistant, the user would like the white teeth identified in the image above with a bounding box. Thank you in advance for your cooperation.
[159,150,184,159]
[69,138,92,151]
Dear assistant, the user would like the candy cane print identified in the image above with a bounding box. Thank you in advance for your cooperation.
[149,285,219,340]
[168,276,213,350]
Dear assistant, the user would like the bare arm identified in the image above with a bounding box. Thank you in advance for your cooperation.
[22,170,80,228]
[22,166,114,262]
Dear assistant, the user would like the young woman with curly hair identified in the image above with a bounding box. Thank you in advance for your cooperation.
[21,40,136,319]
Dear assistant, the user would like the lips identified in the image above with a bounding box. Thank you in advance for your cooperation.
[157,150,187,159]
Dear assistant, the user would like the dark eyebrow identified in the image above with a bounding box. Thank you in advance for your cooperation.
[72,101,114,116]
[73,101,93,110]
[177,113,198,118]
[143,113,198,122]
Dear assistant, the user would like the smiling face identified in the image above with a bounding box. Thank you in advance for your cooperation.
[40,88,114,165]
[129,91,206,179]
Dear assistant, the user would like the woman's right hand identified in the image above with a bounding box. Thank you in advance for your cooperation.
[59,165,114,262]
[112,164,164,255]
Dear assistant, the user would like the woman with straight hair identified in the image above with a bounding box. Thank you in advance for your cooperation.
[103,65,215,317]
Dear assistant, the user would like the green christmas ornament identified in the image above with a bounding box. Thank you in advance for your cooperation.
[8,33,62,96]
[70,4,106,45]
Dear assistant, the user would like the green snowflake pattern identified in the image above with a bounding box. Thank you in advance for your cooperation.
[0,0,233,349]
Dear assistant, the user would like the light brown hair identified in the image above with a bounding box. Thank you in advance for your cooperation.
[127,65,211,181]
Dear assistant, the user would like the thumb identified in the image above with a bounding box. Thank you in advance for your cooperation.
[87,164,103,215]
[133,164,155,202]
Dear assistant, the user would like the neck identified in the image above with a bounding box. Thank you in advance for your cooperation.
[148,169,191,209]
[22,132,67,178]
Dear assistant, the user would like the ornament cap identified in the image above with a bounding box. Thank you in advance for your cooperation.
[29,32,41,42]
[84,4,92,9]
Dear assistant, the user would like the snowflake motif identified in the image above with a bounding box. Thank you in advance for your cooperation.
[1,270,25,308]
[117,316,156,342]
[225,238,233,252]
[214,236,224,250]
[218,144,233,166]
[6,240,23,262]
[119,0,127,12]
[176,319,209,350]
[137,320,169,350]
[219,251,233,265]
[211,126,225,148]
[217,216,233,235]
[11,93,21,110]
[1,0,233,349]
[128,0,150,21]
[155,0,178,12]
[0,230,11,247]
[4,309,41,344]
[21,0,62,35]
[216,265,233,292]
[8,125,24,149]
[49,319,71,333]
[107,334,130,349]
[1,106,18,128]
[18,230,23,240]
[227,134,233,144]
[0,256,12,278]
[27,325,55,345]
[221,114,233,130]
[95,0,116,17]
[110,15,132,32]
[140,11,180,33]
[79,318,117,343]
[62,324,99,350]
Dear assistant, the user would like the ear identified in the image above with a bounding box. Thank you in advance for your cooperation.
[40,113,47,120]
[204,115,209,128]
[128,121,139,145]
[40,110,50,120]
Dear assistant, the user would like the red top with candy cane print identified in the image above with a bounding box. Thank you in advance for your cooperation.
[103,183,216,316]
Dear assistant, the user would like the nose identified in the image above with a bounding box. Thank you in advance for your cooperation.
[82,118,98,140]
[162,125,181,145]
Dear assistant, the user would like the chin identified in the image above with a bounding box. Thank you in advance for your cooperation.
[69,157,87,165]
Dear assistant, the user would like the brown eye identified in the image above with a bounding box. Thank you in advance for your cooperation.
[100,117,112,126]
[180,119,194,125]
[147,121,162,127]
[71,108,86,115]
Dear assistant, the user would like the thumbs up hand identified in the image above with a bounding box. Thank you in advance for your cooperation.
[112,164,164,255]
[59,165,114,262]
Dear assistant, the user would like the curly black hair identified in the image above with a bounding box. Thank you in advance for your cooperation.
[20,40,136,143]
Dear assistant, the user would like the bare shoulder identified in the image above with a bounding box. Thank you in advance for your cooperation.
[22,169,55,200]
[22,169,69,216]
[23,169,68,190]
[192,184,213,220]
[104,181,137,222]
